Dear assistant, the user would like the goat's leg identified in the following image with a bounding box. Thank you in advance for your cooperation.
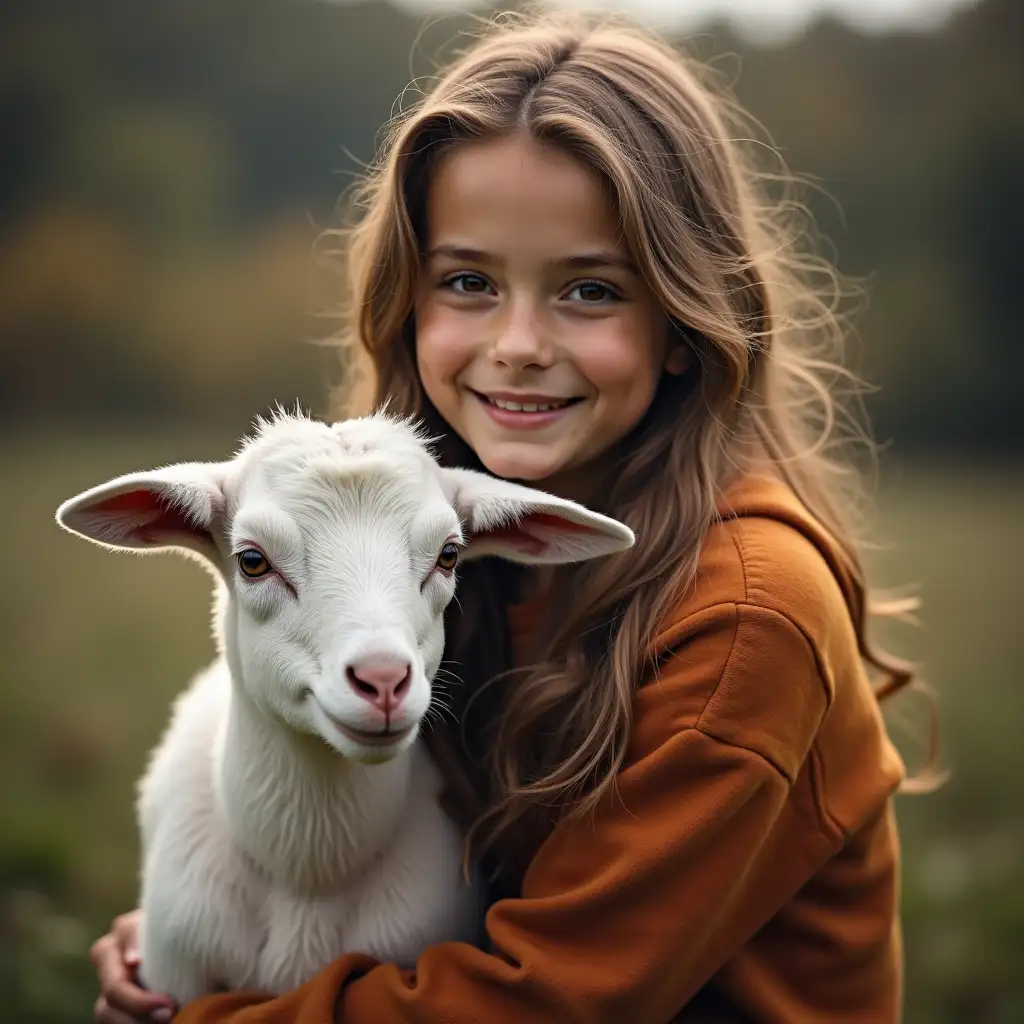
[137,860,225,1005]
[137,928,214,1007]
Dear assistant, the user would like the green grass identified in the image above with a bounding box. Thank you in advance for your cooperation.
[869,460,1024,1024]
[1,430,235,1022]
[2,433,1021,1022]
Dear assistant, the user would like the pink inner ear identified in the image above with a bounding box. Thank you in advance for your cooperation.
[474,511,599,555]
[91,490,165,515]
[90,488,195,544]
[523,513,599,534]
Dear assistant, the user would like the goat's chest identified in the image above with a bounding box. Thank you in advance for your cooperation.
[245,887,359,994]
[221,750,484,994]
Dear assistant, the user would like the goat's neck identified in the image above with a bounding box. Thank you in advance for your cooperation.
[216,682,414,895]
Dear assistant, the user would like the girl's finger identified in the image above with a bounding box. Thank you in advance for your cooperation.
[92,940,174,1018]
[94,994,147,1024]
[111,911,143,959]
[105,971,175,1020]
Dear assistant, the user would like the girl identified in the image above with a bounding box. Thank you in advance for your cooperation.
[92,10,934,1023]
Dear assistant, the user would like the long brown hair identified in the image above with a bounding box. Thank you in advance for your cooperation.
[322,9,938,877]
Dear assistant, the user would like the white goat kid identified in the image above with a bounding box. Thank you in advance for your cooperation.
[56,411,634,1005]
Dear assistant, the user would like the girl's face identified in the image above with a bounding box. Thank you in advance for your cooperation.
[414,133,687,499]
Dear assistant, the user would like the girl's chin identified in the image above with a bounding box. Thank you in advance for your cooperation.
[475,450,565,485]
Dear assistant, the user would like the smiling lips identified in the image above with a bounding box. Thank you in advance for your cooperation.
[334,721,414,747]
[315,698,414,747]
[473,389,582,429]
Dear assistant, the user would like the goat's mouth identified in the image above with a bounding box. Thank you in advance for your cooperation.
[333,721,416,747]
[314,704,417,748]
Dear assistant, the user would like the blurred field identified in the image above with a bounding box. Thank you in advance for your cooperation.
[1,432,1021,1023]
[1,0,1020,1020]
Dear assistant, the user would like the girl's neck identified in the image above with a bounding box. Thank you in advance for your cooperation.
[512,452,623,604]
[517,564,555,604]
[527,466,607,508]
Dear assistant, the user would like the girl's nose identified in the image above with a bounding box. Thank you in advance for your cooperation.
[489,305,553,369]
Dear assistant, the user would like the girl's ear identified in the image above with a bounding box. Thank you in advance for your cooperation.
[438,466,635,565]
[56,462,231,566]
[664,343,690,376]
[664,318,692,376]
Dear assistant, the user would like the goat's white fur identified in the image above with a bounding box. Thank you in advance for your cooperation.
[56,410,634,1004]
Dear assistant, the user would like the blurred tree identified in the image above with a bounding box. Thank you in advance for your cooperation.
[1,4,1022,1023]
[0,0,1018,447]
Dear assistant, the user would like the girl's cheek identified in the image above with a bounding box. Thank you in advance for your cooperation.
[574,327,650,386]
[415,308,474,382]
[413,319,466,385]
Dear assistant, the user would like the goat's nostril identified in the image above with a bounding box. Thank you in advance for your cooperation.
[345,661,412,708]
[345,667,379,698]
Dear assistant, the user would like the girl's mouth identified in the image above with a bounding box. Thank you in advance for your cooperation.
[471,390,584,429]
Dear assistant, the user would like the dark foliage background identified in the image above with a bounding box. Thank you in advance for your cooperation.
[1,1,1021,1020]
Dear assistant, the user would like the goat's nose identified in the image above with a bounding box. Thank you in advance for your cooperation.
[345,659,412,713]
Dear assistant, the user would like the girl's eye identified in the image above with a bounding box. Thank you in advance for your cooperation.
[238,549,271,578]
[445,272,493,296]
[566,280,619,304]
[435,542,460,574]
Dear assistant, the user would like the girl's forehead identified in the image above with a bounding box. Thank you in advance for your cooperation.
[425,135,625,257]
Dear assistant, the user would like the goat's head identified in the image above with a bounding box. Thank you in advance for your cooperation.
[56,411,634,764]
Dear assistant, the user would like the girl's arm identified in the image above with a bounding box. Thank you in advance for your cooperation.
[174,596,870,1024]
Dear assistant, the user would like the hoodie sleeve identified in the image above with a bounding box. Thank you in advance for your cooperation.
[174,599,838,1024]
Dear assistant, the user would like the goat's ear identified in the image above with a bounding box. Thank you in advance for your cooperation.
[439,466,635,565]
[56,462,230,564]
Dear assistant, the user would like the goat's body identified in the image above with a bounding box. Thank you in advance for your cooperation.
[136,658,483,1003]
[56,412,633,1004]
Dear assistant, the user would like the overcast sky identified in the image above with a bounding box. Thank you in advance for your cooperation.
[389,0,981,41]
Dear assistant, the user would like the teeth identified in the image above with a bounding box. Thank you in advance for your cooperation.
[488,397,572,412]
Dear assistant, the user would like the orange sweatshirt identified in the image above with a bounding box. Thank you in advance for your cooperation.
[177,472,906,1023]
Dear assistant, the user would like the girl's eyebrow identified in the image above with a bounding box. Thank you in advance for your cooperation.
[425,244,637,274]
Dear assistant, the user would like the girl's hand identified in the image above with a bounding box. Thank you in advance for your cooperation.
[90,910,177,1023]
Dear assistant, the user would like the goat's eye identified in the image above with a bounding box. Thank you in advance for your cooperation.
[238,549,271,578]
[436,542,460,574]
